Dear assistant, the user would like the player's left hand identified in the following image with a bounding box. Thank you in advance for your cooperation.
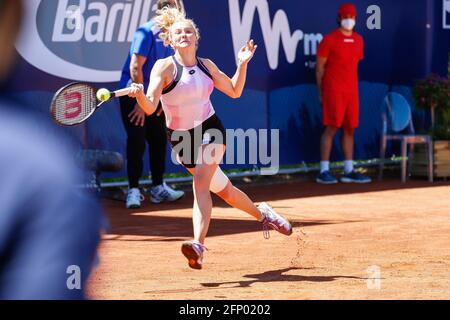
[237,39,257,65]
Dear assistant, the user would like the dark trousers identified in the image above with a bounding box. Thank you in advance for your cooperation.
[120,96,167,188]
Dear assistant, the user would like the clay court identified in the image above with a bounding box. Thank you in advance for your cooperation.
[87,178,450,300]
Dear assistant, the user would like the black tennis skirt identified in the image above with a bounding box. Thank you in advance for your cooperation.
[166,114,227,168]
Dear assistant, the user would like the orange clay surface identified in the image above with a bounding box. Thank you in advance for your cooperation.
[87,179,450,299]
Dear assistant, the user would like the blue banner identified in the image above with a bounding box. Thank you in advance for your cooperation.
[5,0,448,177]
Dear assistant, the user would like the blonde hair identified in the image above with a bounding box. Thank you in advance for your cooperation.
[155,7,200,47]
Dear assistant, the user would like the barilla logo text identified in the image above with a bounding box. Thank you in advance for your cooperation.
[52,0,155,43]
[15,0,156,82]
[16,0,324,81]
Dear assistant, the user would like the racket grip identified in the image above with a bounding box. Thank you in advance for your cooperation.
[112,87,132,97]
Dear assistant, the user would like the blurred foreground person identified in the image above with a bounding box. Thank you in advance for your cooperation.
[0,0,103,299]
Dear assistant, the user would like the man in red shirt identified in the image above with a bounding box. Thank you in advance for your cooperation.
[316,3,371,184]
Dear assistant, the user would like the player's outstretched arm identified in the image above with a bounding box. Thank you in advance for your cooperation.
[203,39,257,99]
[127,59,170,115]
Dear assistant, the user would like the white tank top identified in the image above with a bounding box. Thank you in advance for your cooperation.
[160,56,215,130]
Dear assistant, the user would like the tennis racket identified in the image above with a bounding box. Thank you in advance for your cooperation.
[50,82,132,126]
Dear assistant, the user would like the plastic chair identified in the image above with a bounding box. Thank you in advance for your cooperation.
[378,92,433,183]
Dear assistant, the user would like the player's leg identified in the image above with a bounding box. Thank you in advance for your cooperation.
[185,165,261,220]
[213,172,292,238]
[216,182,262,220]
[185,163,292,238]
[180,144,225,269]
[191,143,225,244]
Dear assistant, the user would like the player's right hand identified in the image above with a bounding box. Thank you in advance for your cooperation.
[128,83,145,98]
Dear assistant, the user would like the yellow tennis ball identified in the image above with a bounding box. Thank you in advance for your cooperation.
[96,88,111,102]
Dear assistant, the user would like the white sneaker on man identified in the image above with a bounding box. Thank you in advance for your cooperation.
[126,188,144,209]
[150,182,184,204]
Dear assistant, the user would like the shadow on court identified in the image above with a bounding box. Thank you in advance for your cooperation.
[234,179,450,204]
[102,179,450,210]
[102,211,362,240]
[143,267,365,295]
[100,179,449,239]
[200,267,364,288]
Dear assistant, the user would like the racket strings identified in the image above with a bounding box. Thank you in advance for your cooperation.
[52,84,97,126]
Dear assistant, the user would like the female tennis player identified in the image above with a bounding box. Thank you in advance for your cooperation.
[127,7,292,269]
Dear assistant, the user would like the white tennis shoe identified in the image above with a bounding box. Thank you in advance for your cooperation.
[126,188,144,209]
[258,202,293,239]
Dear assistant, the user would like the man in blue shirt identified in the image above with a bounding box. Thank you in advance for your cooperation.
[119,0,185,208]
[0,0,103,299]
